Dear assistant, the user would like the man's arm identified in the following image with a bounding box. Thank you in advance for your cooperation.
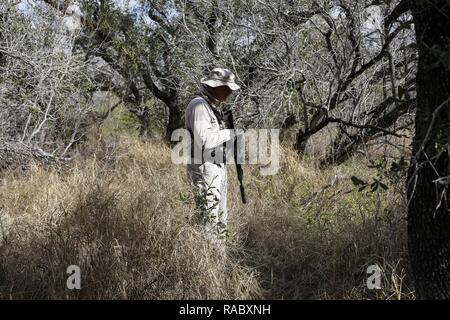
[190,102,232,149]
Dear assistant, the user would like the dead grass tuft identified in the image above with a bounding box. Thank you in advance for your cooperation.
[0,136,413,299]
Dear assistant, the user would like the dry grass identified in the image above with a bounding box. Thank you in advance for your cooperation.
[0,135,414,299]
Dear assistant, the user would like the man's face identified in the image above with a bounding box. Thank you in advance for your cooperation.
[210,85,233,102]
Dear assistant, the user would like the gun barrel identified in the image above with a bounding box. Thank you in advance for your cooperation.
[228,109,246,205]
[239,182,247,204]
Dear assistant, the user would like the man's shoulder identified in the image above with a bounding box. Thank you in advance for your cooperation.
[189,96,207,105]
[187,96,210,112]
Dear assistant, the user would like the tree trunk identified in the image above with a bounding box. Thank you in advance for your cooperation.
[294,107,328,158]
[407,0,450,299]
[165,100,182,143]
[294,129,309,157]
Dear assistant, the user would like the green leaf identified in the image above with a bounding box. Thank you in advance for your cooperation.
[358,185,368,192]
[379,182,388,190]
[351,176,367,187]
[370,182,378,192]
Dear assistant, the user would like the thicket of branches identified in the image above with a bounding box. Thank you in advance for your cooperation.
[0,1,117,165]
[0,0,416,166]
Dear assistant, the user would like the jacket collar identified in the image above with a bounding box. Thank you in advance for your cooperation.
[200,84,221,109]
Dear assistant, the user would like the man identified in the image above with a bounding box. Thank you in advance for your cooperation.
[185,68,240,251]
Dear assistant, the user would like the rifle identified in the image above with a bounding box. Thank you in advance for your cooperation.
[224,109,247,204]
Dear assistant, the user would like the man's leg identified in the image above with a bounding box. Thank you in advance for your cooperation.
[187,164,209,225]
[202,167,223,243]
[188,163,228,254]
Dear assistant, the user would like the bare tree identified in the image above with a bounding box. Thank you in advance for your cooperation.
[0,0,101,163]
[289,0,416,165]
[3,0,418,165]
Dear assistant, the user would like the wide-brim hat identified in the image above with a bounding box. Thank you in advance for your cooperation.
[200,68,241,91]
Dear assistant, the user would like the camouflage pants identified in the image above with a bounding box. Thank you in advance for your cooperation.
[187,162,228,246]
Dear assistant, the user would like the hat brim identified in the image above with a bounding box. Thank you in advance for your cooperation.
[201,78,240,91]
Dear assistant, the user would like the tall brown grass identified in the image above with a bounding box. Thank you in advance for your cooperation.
[0,135,414,299]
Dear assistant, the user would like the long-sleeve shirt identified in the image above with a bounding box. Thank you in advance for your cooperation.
[185,90,232,164]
